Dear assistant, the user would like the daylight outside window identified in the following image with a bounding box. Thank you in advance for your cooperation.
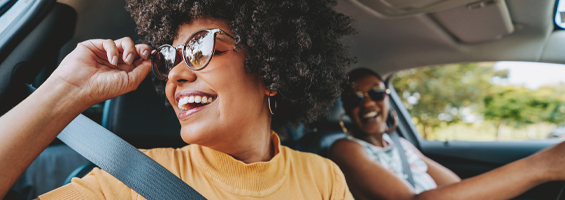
[0,0,35,34]
[392,62,565,141]
[556,0,565,29]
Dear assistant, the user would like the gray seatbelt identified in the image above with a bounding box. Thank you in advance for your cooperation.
[388,132,415,187]
[57,114,207,200]
[26,84,205,199]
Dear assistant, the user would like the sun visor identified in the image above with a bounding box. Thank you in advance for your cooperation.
[350,0,477,17]
[432,0,514,43]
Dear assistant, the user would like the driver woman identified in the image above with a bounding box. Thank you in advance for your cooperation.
[0,0,356,199]
[331,68,565,200]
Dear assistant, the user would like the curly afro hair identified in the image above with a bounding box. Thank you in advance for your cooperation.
[126,0,355,127]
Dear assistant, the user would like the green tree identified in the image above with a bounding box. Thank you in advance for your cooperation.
[484,86,541,139]
[392,63,508,139]
[539,84,565,125]
[482,84,565,139]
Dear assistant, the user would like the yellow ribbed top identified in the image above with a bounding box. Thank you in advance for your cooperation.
[39,132,353,199]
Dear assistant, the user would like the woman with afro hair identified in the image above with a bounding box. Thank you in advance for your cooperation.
[0,0,356,199]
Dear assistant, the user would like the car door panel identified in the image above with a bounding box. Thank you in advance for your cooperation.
[0,2,76,116]
[422,140,563,200]
[422,140,558,176]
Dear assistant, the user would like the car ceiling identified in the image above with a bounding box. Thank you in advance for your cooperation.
[336,0,561,76]
[56,0,562,77]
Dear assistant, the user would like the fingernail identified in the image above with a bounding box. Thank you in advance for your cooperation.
[142,50,149,59]
[125,54,134,64]
[111,56,118,66]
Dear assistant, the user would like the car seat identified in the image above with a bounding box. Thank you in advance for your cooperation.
[5,3,84,199]
[62,76,188,183]
[101,77,186,149]
[295,98,348,158]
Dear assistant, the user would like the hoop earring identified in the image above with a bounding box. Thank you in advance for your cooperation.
[385,108,398,134]
[268,94,277,115]
[339,114,353,137]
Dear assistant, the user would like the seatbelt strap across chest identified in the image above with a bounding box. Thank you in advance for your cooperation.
[29,83,206,200]
[388,132,415,187]
[57,114,207,200]
[58,114,207,200]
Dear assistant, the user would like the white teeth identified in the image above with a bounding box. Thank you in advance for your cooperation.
[363,111,378,119]
[179,97,189,105]
[177,95,215,111]
[178,97,190,110]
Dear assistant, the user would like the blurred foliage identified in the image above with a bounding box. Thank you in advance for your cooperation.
[392,63,565,140]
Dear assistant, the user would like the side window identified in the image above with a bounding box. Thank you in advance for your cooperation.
[392,62,565,141]
[0,0,36,35]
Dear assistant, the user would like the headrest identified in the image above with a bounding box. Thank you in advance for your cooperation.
[322,97,352,130]
[102,77,186,149]
[308,98,349,157]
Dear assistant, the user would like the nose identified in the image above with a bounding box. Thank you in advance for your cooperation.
[168,61,197,84]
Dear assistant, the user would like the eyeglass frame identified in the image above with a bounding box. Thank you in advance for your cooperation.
[151,28,236,80]
[343,87,391,110]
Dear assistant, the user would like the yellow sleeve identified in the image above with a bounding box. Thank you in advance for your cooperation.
[38,184,82,199]
[330,161,354,200]
[39,167,136,200]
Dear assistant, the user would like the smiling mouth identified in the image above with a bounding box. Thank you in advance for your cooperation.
[361,111,379,120]
[177,95,215,112]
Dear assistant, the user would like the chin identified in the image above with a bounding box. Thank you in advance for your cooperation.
[179,125,214,145]
[361,125,387,136]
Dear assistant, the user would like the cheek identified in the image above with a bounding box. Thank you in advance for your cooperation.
[380,98,390,117]
[214,62,256,94]
[213,55,264,112]
[349,109,362,125]
[211,52,248,85]
[165,82,176,109]
[221,73,264,107]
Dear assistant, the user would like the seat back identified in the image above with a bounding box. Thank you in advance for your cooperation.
[295,98,349,157]
[102,77,187,149]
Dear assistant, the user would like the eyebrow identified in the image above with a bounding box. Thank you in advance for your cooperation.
[216,35,233,44]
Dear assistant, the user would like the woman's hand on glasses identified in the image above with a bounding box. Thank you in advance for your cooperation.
[0,37,151,196]
[50,37,152,106]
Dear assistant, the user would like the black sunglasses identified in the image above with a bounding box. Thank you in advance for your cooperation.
[343,87,390,110]
[151,28,236,80]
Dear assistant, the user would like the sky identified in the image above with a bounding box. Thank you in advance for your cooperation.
[492,61,565,90]
[556,0,565,28]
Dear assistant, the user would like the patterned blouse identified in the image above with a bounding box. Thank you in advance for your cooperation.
[346,134,437,193]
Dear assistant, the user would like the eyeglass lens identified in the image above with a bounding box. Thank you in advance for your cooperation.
[152,30,217,80]
[346,88,387,109]
[184,31,214,70]
[368,89,387,101]
[153,47,181,80]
